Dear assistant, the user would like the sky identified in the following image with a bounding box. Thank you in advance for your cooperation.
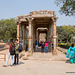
[0,0,75,26]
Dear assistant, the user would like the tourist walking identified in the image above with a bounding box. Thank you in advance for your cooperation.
[3,39,15,67]
[13,39,20,65]
[52,44,54,52]
[66,44,75,63]
[41,41,45,52]
[35,40,38,51]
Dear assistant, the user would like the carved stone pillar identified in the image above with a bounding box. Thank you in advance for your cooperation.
[28,19,33,54]
[52,21,57,55]
[36,30,39,44]
[33,25,36,51]
[48,25,51,52]
[17,24,20,43]
[23,25,26,50]
[47,29,49,42]
[19,24,22,43]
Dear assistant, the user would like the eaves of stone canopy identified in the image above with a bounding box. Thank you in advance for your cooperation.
[16,10,58,23]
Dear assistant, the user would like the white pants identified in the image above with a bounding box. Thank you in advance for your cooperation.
[5,52,13,66]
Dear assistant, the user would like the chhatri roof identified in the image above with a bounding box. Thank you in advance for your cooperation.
[16,10,58,23]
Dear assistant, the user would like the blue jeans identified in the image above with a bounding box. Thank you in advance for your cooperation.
[14,54,19,64]
[45,47,48,53]
[41,48,44,52]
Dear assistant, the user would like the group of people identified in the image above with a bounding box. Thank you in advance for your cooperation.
[3,39,75,67]
[3,39,21,67]
[35,40,53,52]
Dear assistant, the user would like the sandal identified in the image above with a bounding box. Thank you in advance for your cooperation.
[3,65,7,67]
[10,65,13,67]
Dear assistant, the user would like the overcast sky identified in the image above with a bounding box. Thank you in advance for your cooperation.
[0,0,75,26]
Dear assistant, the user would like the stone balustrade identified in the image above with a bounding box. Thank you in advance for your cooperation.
[30,10,56,16]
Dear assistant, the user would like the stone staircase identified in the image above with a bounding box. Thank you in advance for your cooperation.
[56,46,67,54]
[0,43,9,51]
[20,46,68,61]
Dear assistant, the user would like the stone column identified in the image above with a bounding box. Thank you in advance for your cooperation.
[19,24,22,43]
[26,26,29,40]
[48,25,51,52]
[28,19,33,54]
[38,31,40,43]
[47,29,49,42]
[37,30,39,44]
[17,23,20,43]
[52,21,57,55]
[33,25,36,51]
[23,24,26,50]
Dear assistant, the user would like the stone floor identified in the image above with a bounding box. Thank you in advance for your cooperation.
[0,49,75,75]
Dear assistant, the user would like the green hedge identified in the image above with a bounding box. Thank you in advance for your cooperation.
[58,43,71,49]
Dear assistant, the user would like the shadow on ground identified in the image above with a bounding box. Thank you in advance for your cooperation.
[65,59,70,63]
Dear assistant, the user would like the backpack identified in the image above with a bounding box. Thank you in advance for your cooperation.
[19,43,22,53]
[10,44,15,55]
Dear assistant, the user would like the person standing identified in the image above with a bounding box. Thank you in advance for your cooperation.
[14,39,20,65]
[66,44,75,63]
[52,44,54,52]
[41,41,45,52]
[25,40,28,51]
[3,39,15,67]
[35,40,38,51]
[45,41,51,53]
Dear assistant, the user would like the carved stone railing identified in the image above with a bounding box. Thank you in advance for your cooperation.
[30,10,56,16]
[16,16,28,22]
[16,10,57,23]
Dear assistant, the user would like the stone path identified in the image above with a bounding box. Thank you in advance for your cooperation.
[27,47,68,61]
[0,58,75,75]
[0,48,75,75]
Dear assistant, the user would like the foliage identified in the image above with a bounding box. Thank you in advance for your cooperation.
[55,0,75,16]
[57,25,75,43]
[0,18,17,43]
[58,43,70,49]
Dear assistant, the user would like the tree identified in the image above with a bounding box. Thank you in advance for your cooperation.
[0,18,17,43]
[57,25,75,43]
[55,0,75,16]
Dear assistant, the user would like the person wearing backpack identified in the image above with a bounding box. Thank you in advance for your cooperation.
[3,39,15,67]
[25,40,28,51]
[13,39,20,65]
[19,43,22,53]
[35,40,38,51]
[41,41,45,52]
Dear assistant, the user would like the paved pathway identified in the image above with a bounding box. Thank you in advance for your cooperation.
[0,49,75,75]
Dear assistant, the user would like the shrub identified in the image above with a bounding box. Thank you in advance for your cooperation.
[58,43,71,49]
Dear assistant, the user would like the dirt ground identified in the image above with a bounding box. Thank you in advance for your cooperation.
[0,49,75,75]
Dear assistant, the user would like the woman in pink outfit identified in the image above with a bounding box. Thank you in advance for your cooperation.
[45,42,51,53]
